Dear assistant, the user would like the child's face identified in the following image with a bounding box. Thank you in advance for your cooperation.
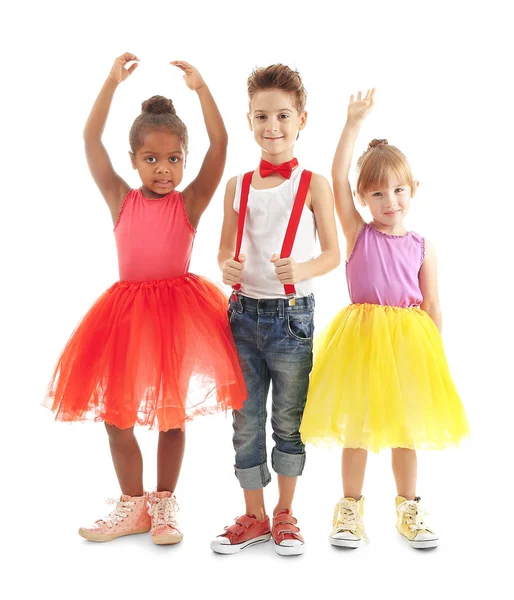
[130,129,185,196]
[247,89,306,159]
[361,174,416,226]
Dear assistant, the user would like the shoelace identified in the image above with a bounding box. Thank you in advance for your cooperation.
[149,495,179,528]
[397,500,430,534]
[99,498,135,529]
[332,499,368,541]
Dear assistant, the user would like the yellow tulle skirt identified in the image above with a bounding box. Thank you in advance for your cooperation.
[300,303,469,452]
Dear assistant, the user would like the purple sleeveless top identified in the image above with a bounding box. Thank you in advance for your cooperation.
[346,223,425,308]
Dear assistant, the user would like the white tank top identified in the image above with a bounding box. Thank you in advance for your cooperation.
[233,167,317,299]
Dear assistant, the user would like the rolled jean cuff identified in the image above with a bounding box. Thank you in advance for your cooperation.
[271,448,306,477]
[234,462,272,490]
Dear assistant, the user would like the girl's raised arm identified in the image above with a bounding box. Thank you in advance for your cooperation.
[176,61,228,227]
[84,53,139,222]
[332,89,375,242]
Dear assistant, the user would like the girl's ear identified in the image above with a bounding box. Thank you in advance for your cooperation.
[129,151,137,169]
[412,180,420,197]
[247,113,253,131]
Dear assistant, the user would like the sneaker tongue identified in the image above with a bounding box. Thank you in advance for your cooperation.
[155,491,172,499]
[120,494,132,502]
[275,509,291,516]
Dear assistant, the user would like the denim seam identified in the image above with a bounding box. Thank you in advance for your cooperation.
[258,356,267,467]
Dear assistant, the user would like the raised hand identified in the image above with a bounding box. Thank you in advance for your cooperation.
[171,61,206,91]
[109,52,139,83]
[347,88,375,123]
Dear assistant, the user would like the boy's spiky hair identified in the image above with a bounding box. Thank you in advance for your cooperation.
[247,64,307,112]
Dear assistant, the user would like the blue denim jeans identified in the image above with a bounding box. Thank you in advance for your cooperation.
[229,293,314,490]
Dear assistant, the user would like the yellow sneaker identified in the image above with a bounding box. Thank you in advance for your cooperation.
[329,496,368,548]
[396,496,439,549]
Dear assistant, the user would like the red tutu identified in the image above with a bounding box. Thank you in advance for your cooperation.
[45,274,246,431]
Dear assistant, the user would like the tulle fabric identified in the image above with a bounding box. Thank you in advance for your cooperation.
[300,303,469,451]
[45,274,246,431]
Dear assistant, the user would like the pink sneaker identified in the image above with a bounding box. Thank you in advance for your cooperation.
[272,510,304,556]
[148,491,183,545]
[78,493,151,542]
[211,514,271,554]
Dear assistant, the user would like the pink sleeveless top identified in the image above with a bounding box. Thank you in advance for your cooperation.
[114,189,195,282]
[346,223,425,308]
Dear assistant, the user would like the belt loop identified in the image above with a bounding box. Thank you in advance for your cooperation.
[231,290,243,313]
[278,299,285,319]
[237,293,244,313]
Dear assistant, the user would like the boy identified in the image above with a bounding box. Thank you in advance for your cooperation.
[211,65,340,555]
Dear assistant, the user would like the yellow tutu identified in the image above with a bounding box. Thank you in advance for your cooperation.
[300,303,469,452]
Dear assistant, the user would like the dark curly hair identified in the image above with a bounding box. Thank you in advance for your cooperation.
[129,95,189,154]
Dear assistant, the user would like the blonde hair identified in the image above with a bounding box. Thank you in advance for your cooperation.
[247,64,307,113]
[356,139,415,199]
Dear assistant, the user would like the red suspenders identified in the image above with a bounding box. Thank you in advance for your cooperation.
[233,168,313,300]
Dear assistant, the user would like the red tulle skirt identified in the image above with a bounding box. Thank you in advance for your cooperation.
[44,274,246,431]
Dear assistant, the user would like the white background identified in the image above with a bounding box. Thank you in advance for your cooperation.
[2,1,512,598]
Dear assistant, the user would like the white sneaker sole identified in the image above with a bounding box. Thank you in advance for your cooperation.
[408,538,439,549]
[398,531,439,549]
[329,536,361,549]
[274,541,304,556]
[210,533,271,554]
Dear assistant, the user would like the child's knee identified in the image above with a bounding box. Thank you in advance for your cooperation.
[105,422,135,442]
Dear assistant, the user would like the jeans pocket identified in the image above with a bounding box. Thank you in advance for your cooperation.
[285,313,313,342]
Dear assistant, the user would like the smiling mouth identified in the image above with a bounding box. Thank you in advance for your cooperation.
[384,210,400,215]
[155,180,172,185]
[264,136,284,140]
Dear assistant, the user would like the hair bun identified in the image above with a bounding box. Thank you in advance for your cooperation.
[141,95,176,116]
[368,138,388,149]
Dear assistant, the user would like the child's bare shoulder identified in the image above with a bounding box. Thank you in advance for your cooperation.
[226,175,238,189]
[308,172,332,198]
[308,172,330,185]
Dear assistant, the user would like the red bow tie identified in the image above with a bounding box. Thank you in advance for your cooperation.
[259,158,298,179]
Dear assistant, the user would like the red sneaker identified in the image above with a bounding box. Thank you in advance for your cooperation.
[272,510,304,556]
[211,514,271,554]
